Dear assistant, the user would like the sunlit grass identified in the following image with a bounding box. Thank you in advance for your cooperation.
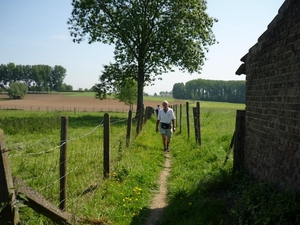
[3,101,297,224]
[2,102,240,224]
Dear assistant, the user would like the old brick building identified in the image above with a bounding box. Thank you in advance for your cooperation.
[236,0,300,191]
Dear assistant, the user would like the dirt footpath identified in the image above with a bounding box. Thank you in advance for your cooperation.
[145,154,171,225]
[0,94,184,112]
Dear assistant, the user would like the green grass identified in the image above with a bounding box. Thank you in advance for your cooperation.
[65,92,177,103]
[60,91,96,97]
[143,95,177,102]
[1,101,300,225]
[43,91,178,104]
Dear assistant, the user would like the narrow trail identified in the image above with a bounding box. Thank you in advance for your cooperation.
[145,153,171,225]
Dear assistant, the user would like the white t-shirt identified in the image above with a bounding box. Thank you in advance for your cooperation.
[157,107,175,123]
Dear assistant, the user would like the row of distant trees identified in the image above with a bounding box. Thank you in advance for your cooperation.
[172,79,245,103]
[0,63,72,92]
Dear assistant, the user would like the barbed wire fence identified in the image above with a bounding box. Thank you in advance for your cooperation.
[0,104,136,114]
[0,103,205,223]
[1,106,155,223]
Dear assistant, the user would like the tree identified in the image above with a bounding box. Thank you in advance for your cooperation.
[68,0,217,113]
[172,82,185,99]
[114,78,138,111]
[50,65,67,91]
[175,79,245,103]
[95,64,138,109]
[65,84,73,91]
[0,64,9,89]
[7,82,28,99]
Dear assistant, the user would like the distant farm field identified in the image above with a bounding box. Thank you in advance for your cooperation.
[0,93,184,112]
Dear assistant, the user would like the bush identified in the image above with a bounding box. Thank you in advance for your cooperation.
[228,175,300,225]
[7,82,28,99]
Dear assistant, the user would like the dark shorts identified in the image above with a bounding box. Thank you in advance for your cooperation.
[159,124,173,138]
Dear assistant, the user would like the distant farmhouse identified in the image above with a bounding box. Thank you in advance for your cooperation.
[236,0,300,191]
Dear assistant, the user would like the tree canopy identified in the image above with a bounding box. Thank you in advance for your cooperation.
[114,78,138,110]
[7,82,28,99]
[68,0,217,112]
[0,63,67,92]
[172,79,246,103]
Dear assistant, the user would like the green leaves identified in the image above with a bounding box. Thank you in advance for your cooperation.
[7,82,28,99]
[0,64,67,92]
[68,0,217,111]
[68,0,218,73]
[231,182,300,225]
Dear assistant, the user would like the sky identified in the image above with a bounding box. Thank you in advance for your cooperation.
[0,0,285,95]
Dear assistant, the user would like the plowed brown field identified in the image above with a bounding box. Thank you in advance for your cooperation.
[0,94,184,112]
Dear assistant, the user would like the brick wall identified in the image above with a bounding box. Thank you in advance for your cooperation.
[243,0,300,191]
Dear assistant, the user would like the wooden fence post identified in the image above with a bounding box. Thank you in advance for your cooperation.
[233,110,246,172]
[0,129,20,224]
[179,104,182,133]
[144,107,149,124]
[103,113,110,178]
[126,110,132,148]
[186,102,190,138]
[146,106,153,120]
[175,105,178,128]
[136,111,140,136]
[196,102,201,145]
[59,116,68,210]
[193,107,199,144]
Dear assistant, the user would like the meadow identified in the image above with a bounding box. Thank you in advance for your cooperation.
[1,99,299,224]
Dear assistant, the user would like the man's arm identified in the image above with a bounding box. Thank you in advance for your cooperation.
[156,119,160,133]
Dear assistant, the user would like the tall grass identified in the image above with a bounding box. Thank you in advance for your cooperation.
[2,101,299,224]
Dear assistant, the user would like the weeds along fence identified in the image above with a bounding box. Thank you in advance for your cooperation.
[0,106,154,224]
[0,102,245,224]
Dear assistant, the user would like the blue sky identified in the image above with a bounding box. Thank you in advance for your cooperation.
[0,0,284,94]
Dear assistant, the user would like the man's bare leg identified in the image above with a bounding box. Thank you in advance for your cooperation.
[162,134,167,150]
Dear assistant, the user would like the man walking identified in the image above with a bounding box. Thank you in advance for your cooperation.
[156,100,176,152]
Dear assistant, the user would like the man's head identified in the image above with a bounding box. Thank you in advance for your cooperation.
[162,100,169,109]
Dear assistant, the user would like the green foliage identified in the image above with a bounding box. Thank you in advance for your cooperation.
[228,178,300,225]
[173,78,246,103]
[68,0,217,112]
[114,78,137,107]
[60,83,73,91]
[0,115,60,135]
[0,63,68,92]
[4,110,164,224]
[4,102,299,225]
[7,82,28,99]
[172,82,185,99]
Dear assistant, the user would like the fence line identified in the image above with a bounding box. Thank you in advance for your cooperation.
[1,107,152,223]
[1,101,226,224]
[7,114,126,195]
[0,104,137,113]
[8,121,104,157]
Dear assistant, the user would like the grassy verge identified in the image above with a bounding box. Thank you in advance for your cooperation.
[2,110,168,224]
[2,101,300,224]
[158,101,300,225]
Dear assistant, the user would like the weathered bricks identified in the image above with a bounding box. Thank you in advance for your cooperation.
[242,0,300,191]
